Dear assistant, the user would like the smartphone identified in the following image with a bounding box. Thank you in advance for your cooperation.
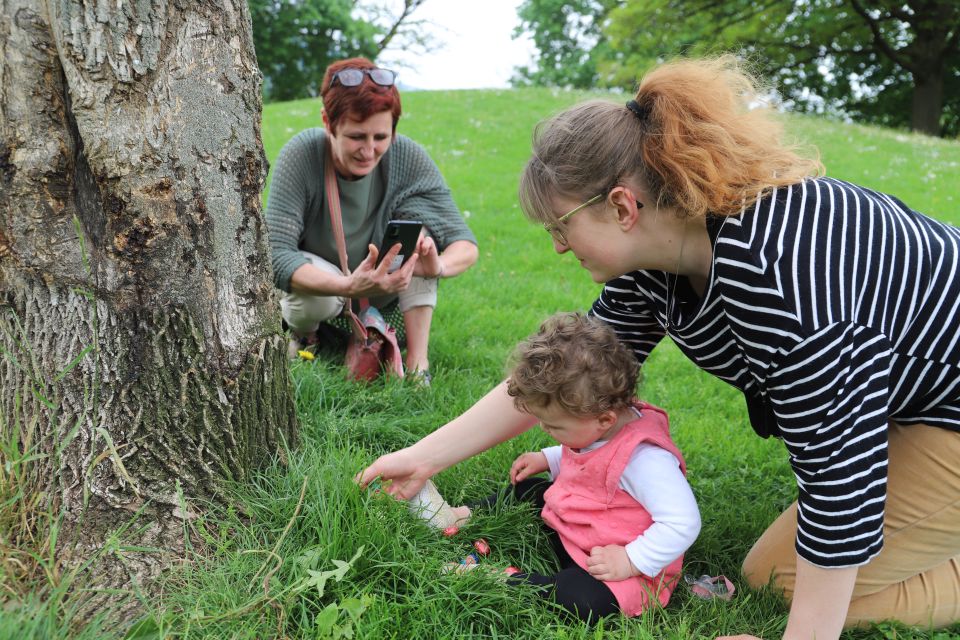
[376,220,422,273]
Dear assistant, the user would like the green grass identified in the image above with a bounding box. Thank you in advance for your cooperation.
[4,88,960,639]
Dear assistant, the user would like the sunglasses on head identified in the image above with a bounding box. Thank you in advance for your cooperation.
[331,67,397,88]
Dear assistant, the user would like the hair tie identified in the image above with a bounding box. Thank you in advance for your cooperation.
[625,99,650,121]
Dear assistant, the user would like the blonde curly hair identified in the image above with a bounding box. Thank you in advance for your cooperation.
[506,312,639,416]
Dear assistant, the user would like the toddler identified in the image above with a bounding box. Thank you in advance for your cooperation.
[488,312,701,621]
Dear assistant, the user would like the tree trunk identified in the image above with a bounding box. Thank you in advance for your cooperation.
[0,0,297,619]
[902,2,955,137]
[910,66,945,136]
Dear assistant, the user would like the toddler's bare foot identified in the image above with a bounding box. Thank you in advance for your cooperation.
[451,505,471,524]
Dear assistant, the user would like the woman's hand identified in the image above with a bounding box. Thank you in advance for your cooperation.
[509,451,548,484]
[355,446,432,500]
[347,243,419,298]
[413,235,444,278]
[357,383,538,502]
[586,544,639,581]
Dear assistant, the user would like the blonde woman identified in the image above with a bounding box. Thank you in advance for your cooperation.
[359,57,960,638]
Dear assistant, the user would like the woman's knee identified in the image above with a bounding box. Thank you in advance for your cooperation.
[281,251,347,333]
[398,276,437,312]
[280,291,344,333]
[742,547,796,596]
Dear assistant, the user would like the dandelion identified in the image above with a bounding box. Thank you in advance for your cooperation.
[298,350,315,361]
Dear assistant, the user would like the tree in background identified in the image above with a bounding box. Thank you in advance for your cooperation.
[511,0,618,88]
[515,0,959,137]
[251,0,431,102]
[1,0,296,617]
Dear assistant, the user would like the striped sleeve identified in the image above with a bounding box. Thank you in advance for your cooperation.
[590,274,666,364]
[767,322,891,567]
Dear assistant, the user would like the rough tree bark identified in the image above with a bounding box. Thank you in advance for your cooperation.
[0,0,298,617]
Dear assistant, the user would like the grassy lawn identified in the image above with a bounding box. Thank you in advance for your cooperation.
[4,89,960,639]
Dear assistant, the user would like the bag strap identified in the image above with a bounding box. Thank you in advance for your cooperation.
[324,145,367,341]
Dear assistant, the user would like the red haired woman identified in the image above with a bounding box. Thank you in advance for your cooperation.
[266,58,478,381]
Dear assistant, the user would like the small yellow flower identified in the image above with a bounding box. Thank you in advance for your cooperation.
[297,350,315,361]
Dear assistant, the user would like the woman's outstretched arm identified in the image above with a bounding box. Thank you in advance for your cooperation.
[356,380,538,499]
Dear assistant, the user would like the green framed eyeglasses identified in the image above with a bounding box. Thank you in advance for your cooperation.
[544,192,643,246]
[543,194,603,246]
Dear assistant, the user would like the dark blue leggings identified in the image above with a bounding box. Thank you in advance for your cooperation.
[476,477,620,622]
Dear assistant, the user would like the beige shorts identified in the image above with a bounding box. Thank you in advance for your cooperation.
[280,251,437,334]
[742,420,960,628]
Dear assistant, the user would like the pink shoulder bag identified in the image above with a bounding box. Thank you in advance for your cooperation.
[325,150,405,381]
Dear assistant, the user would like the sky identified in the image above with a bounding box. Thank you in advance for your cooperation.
[377,0,536,91]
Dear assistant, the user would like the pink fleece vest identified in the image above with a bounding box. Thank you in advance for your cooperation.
[540,402,687,617]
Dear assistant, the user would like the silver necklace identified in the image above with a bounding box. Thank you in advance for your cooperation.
[664,229,686,333]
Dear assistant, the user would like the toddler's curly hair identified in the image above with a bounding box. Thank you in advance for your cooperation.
[506,312,639,416]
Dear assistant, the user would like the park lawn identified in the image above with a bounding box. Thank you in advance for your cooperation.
[5,89,960,639]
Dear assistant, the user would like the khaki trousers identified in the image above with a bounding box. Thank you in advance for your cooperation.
[742,421,960,628]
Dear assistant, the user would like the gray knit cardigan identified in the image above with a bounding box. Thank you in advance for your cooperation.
[265,128,477,292]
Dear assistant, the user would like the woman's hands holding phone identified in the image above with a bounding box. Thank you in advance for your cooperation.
[346,243,419,298]
[346,232,444,298]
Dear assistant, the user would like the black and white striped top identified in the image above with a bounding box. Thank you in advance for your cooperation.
[591,177,960,568]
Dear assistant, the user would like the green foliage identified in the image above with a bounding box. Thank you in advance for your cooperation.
[313,595,373,639]
[249,1,432,103]
[250,0,380,102]
[512,0,619,88]
[601,0,794,83]
[516,0,960,137]
[605,0,960,137]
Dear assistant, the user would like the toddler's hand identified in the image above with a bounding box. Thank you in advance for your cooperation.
[586,544,639,582]
[509,451,548,484]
